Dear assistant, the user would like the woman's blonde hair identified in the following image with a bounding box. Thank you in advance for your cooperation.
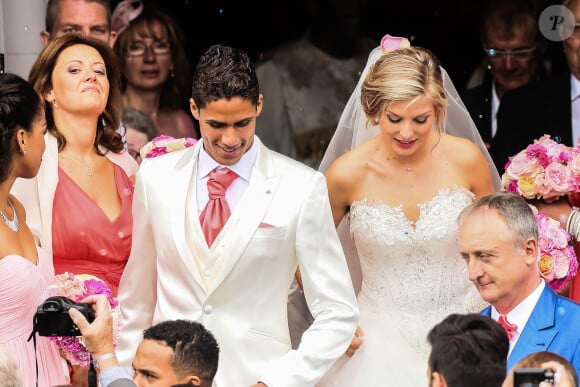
[360,46,447,130]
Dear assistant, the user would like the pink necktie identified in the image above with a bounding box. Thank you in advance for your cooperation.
[498,315,518,341]
[199,167,238,246]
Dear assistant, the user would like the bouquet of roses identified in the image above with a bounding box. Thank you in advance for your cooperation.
[43,273,122,366]
[502,135,578,200]
[140,134,197,159]
[532,208,578,291]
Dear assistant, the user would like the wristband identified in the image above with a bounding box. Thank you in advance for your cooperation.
[93,353,116,369]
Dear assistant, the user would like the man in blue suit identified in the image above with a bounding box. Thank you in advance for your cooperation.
[457,191,580,374]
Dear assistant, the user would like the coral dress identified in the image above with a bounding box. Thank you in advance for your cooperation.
[52,165,134,296]
[0,247,67,387]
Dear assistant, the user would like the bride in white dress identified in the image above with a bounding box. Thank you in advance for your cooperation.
[316,38,502,386]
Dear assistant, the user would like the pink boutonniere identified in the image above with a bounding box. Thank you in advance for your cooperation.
[140,135,197,159]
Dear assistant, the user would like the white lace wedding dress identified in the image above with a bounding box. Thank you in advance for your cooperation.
[318,186,486,387]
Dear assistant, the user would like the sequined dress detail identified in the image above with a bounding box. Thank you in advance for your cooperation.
[318,187,485,386]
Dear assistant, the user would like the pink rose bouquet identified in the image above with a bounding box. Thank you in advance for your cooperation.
[533,211,578,291]
[502,135,576,200]
[140,134,197,159]
[43,273,122,366]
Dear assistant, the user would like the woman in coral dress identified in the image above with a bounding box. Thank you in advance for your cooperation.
[12,35,138,297]
[11,35,138,386]
[0,72,66,387]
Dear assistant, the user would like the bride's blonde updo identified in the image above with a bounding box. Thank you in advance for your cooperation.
[360,46,448,131]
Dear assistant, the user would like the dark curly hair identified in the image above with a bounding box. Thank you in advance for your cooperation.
[427,313,508,387]
[143,320,219,387]
[191,44,260,109]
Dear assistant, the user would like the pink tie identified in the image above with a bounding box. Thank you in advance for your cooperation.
[498,315,518,341]
[199,167,238,246]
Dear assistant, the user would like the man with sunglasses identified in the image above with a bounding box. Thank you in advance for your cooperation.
[492,0,580,174]
[462,0,547,173]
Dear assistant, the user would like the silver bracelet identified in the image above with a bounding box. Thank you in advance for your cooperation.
[93,353,116,370]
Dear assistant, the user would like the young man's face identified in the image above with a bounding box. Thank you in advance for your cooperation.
[132,339,198,387]
[190,95,263,166]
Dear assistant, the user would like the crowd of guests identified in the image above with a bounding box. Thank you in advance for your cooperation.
[1,0,580,386]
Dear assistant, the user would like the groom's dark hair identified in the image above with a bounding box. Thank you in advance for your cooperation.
[191,43,260,110]
[427,313,508,387]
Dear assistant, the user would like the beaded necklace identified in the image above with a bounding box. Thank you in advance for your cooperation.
[0,198,18,232]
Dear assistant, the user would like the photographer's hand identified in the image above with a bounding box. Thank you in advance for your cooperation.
[541,361,575,387]
[69,294,117,367]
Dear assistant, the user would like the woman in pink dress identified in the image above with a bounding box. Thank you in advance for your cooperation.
[11,35,139,386]
[0,72,66,387]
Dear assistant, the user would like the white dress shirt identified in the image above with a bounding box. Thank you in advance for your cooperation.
[570,74,580,146]
[196,136,259,215]
[491,280,545,356]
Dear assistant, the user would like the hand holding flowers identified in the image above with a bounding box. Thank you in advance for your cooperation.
[43,273,121,366]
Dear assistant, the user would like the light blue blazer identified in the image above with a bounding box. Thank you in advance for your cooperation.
[482,284,580,374]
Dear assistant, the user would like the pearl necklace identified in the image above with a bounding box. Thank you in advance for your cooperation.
[0,198,18,232]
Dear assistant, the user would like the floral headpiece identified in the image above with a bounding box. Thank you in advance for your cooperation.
[111,0,144,35]
[43,273,122,366]
[380,34,411,53]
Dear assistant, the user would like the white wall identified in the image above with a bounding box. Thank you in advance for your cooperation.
[0,0,45,78]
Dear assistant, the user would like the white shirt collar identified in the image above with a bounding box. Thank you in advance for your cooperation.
[491,279,545,335]
[198,135,258,182]
[570,74,580,101]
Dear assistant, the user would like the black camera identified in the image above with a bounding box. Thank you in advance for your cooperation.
[514,368,555,387]
[34,296,95,337]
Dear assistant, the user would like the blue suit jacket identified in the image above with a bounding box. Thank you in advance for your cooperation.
[481,285,580,374]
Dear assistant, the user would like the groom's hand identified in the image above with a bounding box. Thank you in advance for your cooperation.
[345,326,363,357]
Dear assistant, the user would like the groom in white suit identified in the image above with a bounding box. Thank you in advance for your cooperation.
[115,44,359,387]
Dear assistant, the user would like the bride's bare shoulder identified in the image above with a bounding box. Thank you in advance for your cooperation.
[325,139,376,182]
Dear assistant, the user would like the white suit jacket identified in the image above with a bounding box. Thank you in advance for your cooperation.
[116,138,359,387]
[11,133,139,257]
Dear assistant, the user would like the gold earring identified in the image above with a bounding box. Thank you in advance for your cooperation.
[52,99,59,108]
[21,147,27,156]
